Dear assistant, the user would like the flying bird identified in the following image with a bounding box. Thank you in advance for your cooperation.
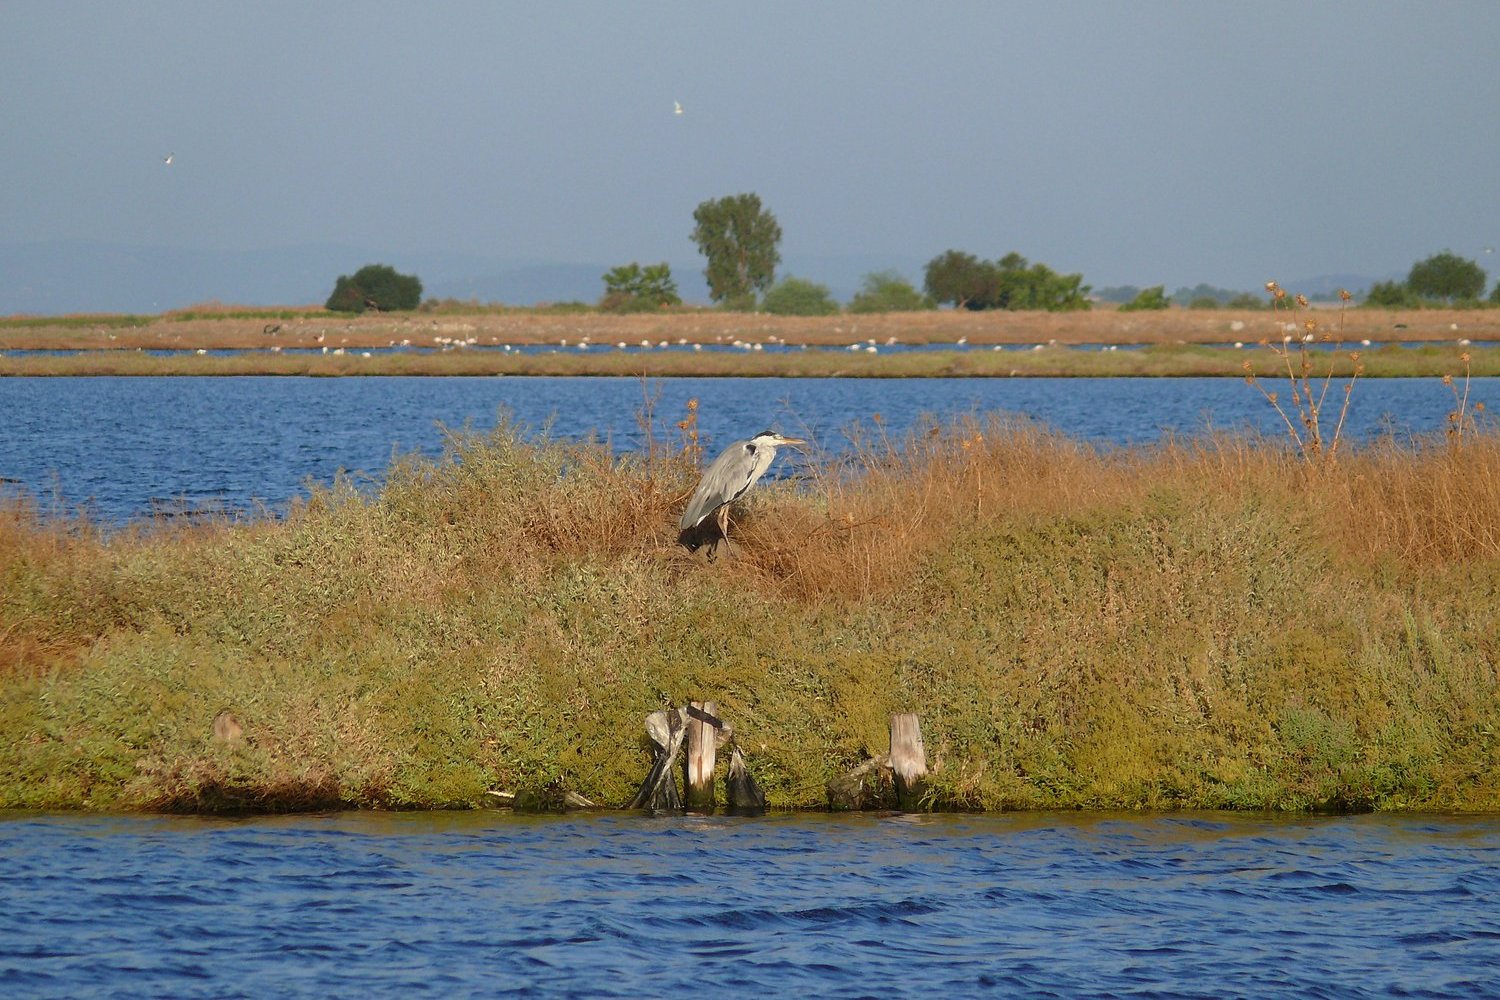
[678,430,804,557]
[673,100,684,116]
[163,153,174,165]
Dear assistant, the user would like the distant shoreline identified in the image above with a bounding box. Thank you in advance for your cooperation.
[1,307,1495,378]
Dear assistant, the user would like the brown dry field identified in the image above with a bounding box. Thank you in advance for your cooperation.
[2,305,1496,353]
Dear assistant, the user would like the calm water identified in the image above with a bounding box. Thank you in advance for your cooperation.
[1,375,1493,522]
[2,811,1497,998]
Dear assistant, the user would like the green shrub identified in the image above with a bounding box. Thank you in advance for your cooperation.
[600,262,681,312]
[849,271,932,313]
[760,276,840,316]
[1364,280,1415,308]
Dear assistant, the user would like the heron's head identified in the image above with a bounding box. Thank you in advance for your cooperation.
[751,430,805,449]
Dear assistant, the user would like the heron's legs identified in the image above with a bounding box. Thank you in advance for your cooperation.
[708,505,732,561]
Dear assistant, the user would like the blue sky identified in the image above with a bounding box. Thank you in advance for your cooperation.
[3,1,1498,301]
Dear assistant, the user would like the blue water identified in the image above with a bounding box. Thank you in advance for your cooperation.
[1,375,1493,522]
[1,811,1496,998]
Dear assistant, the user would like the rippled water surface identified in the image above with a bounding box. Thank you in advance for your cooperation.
[3,375,1494,522]
[2,811,1497,998]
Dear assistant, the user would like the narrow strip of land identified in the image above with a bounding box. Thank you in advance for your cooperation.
[4,307,1494,376]
[0,343,1491,378]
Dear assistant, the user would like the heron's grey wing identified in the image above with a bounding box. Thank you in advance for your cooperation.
[679,440,753,530]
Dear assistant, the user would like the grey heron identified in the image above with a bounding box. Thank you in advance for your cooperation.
[678,430,804,555]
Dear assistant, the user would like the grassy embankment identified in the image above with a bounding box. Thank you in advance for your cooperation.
[2,306,1496,377]
[3,406,1499,814]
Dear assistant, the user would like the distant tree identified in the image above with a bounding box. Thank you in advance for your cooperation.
[690,193,782,305]
[1188,297,1221,309]
[325,264,422,313]
[849,271,932,313]
[1491,281,1500,305]
[1407,252,1486,302]
[600,262,681,312]
[923,250,998,309]
[1171,283,1252,306]
[1118,285,1169,311]
[993,252,1090,311]
[760,276,840,316]
[1364,280,1415,308]
[325,265,420,313]
[1225,292,1264,310]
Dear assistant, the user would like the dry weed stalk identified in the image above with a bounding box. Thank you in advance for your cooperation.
[1442,352,1486,447]
[675,397,703,469]
[1242,283,1362,462]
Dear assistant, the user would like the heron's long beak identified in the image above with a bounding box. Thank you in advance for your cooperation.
[779,436,806,446]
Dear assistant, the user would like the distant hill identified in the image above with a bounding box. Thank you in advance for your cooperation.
[0,241,521,314]
[1280,272,1403,298]
[0,239,1404,315]
[0,241,643,314]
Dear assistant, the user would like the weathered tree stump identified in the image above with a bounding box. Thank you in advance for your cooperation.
[826,754,891,811]
[626,707,687,811]
[725,746,767,815]
[890,713,928,811]
[684,701,722,810]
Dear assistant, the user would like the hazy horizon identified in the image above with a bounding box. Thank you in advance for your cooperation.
[4,1,1498,311]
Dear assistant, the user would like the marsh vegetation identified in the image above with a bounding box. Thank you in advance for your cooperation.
[4,407,1498,813]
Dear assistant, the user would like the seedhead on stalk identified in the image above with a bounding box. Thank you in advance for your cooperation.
[1243,282,1361,462]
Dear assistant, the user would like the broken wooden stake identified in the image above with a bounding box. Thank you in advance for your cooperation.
[684,700,721,810]
[726,746,766,815]
[890,713,928,811]
[626,707,687,811]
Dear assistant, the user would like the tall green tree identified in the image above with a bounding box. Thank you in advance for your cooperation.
[923,250,998,309]
[1407,252,1486,302]
[690,193,782,306]
[325,264,422,313]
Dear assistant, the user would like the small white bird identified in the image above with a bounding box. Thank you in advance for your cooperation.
[673,100,684,116]
[163,153,174,165]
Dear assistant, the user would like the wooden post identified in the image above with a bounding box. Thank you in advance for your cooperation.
[684,701,720,810]
[890,713,927,811]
